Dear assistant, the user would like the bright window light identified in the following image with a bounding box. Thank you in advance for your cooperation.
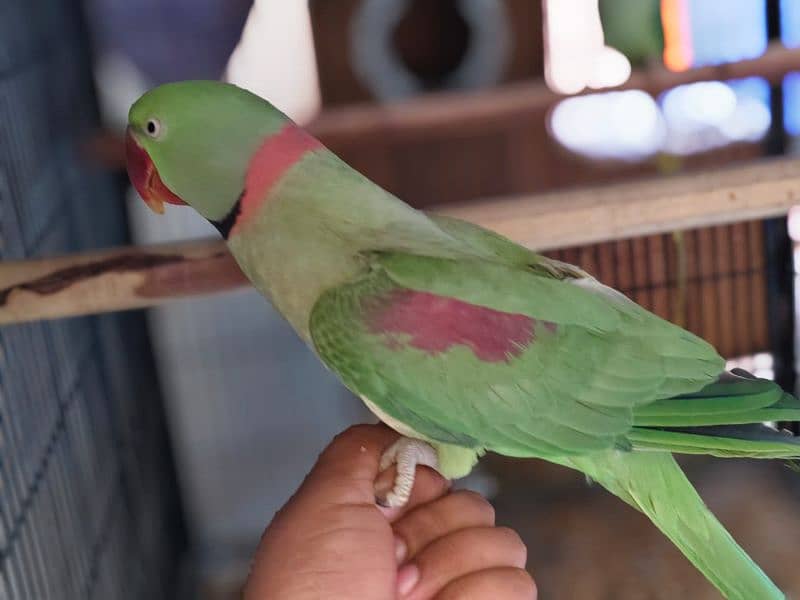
[550,78,770,161]
[662,0,767,71]
[784,72,800,137]
[726,353,775,381]
[660,78,771,155]
[550,90,665,160]
[544,0,631,95]
[788,206,800,243]
[719,77,772,142]
[662,81,738,129]
[224,0,321,124]
[687,0,767,67]
[781,0,800,47]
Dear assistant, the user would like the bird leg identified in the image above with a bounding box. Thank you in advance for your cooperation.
[376,437,441,508]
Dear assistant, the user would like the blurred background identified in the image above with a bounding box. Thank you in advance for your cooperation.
[3,0,800,598]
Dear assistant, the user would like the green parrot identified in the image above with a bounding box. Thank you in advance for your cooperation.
[127,81,800,599]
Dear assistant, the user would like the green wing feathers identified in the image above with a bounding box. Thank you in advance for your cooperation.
[428,213,590,279]
[560,451,784,600]
[310,251,725,457]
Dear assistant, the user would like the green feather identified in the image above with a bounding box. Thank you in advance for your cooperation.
[557,451,783,600]
[628,425,800,459]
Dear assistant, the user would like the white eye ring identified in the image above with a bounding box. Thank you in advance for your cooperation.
[145,118,162,138]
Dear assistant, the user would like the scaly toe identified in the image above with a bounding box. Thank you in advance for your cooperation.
[383,490,407,509]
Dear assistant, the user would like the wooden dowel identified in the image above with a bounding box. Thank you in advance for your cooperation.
[438,155,800,250]
[0,240,247,325]
[2,155,800,325]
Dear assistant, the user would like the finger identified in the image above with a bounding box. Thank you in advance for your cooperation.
[393,491,495,561]
[435,567,536,600]
[401,527,528,600]
[245,424,400,600]
[294,425,449,515]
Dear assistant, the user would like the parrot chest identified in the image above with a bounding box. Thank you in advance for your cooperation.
[227,213,363,341]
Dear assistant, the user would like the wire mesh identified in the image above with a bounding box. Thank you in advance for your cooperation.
[0,2,185,599]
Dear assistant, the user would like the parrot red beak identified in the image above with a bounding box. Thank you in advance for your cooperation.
[125,127,187,214]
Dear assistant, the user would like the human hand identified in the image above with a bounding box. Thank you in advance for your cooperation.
[243,424,536,599]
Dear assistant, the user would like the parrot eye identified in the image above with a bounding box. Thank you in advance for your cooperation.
[145,118,162,138]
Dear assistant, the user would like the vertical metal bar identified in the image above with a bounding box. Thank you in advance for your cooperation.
[764,0,797,398]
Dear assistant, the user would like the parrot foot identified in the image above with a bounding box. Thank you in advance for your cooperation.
[376,437,440,508]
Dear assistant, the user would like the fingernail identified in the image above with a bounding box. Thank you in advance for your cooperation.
[394,535,407,563]
[396,564,419,597]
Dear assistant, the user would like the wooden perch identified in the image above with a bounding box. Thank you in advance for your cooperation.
[0,240,247,325]
[2,155,800,325]
[440,155,800,251]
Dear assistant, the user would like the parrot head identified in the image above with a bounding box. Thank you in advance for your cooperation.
[126,80,290,224]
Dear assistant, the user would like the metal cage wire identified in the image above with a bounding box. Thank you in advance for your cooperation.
[0,2,185,599]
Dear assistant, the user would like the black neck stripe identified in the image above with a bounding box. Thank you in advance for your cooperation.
[210,192,243,239]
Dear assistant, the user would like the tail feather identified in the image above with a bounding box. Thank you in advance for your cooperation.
[556,451,784,600]
[627,423,800,458]
[549,372,794,597]
[631,369,800,458]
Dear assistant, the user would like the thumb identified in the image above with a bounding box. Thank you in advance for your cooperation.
[297,424,400,507]
[288,424,451,520]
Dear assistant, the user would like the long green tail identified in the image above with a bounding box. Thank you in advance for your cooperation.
[557,450,784,600]
[547,370,800,599]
